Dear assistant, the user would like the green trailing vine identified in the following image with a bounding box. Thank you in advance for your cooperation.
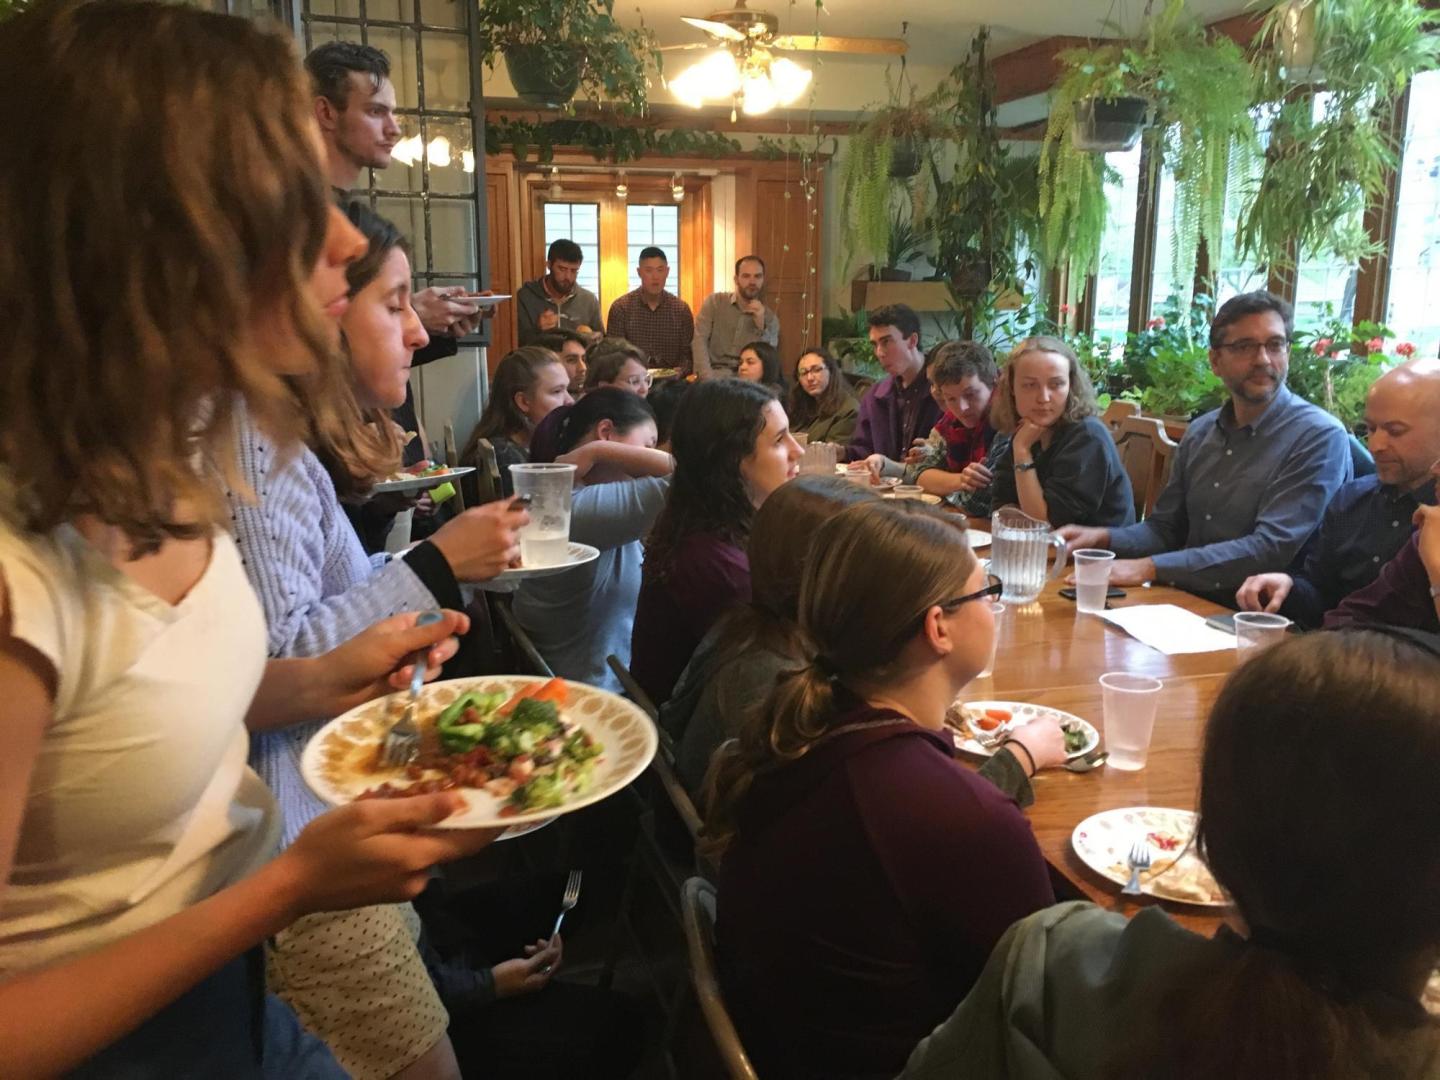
[1238,0,1439,271]
[1040,0,1258,291]
[484,116,741,163]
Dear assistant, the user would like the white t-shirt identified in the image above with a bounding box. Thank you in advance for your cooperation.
[0,524,278,974]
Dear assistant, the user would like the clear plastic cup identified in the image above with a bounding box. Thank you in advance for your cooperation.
[1100,672,1163,771]
[1234,612,1291,656]
[1072,549,1116,614]
[976,602,1006,678]
[508,463,576,567]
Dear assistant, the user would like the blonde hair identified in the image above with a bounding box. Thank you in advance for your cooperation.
[701,499,977,860]
[989,335,1100,435]
[0,0,334,552]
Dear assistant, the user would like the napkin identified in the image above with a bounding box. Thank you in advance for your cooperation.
[1097,604,1236,655]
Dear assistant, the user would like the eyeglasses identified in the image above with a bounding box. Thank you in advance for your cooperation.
[622,371,655,389]
[797,365,827,378]
[937,573,1004,611]
[1216,337,1290,358]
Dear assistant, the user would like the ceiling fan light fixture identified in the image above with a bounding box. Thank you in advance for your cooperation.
[391,133,423,166]
[740,69,778,115]
[769,57,812,105]
[426,135,452,168]
[672,48,741,108]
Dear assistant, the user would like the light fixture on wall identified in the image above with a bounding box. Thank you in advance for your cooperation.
[615,171,628,200]
[669,48,811,119]
[671,174,685,202]
[549,167,563,198]
[390,131,475,173]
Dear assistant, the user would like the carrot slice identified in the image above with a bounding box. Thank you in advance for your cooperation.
[529,678,569,705]
[497,684,540,716]
[984,709,1012,723]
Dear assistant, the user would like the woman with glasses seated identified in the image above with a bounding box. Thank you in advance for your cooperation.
[988,336,1135,529]
[786,347,859,445]
[462,345,573,497]
[704,499,1055,1080]
[584,338,653,398]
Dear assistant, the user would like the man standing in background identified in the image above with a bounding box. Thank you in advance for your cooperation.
[517,239,604,345]
[606,247,695,372]
[692,255,779,379]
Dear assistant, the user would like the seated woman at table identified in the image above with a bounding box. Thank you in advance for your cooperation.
[988,336,1135,529]
[513,388,673,691]
[583,337,653,398]
[631,379,802,704]
[0,7,500,1075]
[462,345,574,496]
[901,628,1440,1080]
[705,499,1055,1080]
[787,346,859,445]
[663,475,1065,799]
[737,340,787,394]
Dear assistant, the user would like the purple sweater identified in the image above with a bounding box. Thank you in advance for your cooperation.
[1324,533,1439,632]
[630,531,750,704]
[845,372,943,463]
[716,705,1055,1080]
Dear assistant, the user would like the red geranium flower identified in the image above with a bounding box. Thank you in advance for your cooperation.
[1397,341,1417,358]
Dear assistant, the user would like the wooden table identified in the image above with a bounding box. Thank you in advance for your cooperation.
[965,574,1237,935]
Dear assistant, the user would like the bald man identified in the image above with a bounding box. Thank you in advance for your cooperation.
[1237,359,1440,626]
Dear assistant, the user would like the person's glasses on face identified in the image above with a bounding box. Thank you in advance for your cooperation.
[1216,337,1290,359]
[899,574,1003,643]
[623,371,654,391]
[797,363,826,380]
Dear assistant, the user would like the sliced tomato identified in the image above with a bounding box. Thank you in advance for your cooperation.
[977,715,1003,732]
[984,709,1012,724]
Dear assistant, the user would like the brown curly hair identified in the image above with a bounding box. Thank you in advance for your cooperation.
[988,335,1100,435]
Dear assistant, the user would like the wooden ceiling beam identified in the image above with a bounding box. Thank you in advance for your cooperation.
[486,104,853,138]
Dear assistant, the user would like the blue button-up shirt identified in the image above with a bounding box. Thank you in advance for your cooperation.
[1281,476,1435,628]
[1108,386,1352,599]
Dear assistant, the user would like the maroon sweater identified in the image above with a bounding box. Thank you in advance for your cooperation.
[715,705,1055,1080]
[630,531,751,704]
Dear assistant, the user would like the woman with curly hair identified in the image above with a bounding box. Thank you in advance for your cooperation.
[787,346,859,445]
[629,379,802,703]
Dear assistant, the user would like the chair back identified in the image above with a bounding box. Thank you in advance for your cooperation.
[681,878,759,1080]
[442,422,467,511]
[608,655,704,843]
[1100,398,1140,441]
[460,435,501,505]
[1115,415,1178,519]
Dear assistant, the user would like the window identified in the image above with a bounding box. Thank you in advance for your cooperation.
[625,205,682,293]
[1092,146,1142,339]
[1212,108,1272,307]
[542,202,601,299]
[1386,69,1440,359]
[1149,161,1186,313]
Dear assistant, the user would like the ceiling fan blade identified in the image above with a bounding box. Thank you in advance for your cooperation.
[659,42,716,52]
[681,16,746,42]
[771,33,908,55]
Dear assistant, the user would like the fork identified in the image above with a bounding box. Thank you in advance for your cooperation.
[380,610,445,767]
[550,869,582,939]
[1122,839,1152,897]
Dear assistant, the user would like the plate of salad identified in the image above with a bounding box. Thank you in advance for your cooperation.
[301,675,658,828]
[372,462,474,495]
[944,699,1099,761]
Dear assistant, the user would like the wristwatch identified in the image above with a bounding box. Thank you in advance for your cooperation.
[1016,461,1038,472]
[1430,582,1440,599]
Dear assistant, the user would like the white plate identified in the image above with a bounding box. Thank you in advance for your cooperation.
[459,293,510,306]
[883,491,943,505]
[966,528,991,549]
[301,675,658,828]
[372,467,475,495]
[946,699,1100,761]
[1071,807,1227,907]
[490,542,600,582]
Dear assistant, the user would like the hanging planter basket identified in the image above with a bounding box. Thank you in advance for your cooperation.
[1071,96,1149,152]
[949,257,991,298]
[888,135,923,178]
[504,45,581,108]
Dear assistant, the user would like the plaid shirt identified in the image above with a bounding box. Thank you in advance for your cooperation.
[934,411,997,471]
[606,289,695,371]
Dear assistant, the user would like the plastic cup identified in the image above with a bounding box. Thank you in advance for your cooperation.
[1072,549,1116,614]
[976,602,1006,678]
[1100,672,1163,771]
[509,463,576,567]
[893,484,925,500]
[1234,612,1290,656]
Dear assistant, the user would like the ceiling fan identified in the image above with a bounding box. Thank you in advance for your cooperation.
[665,2,907,118]
[669,2,909,58]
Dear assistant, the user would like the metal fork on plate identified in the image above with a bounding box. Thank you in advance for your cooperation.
[1122,839,1152,896]
[380,610,445,767]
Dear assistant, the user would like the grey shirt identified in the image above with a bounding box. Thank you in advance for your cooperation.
[692,291,779,378]
[516,277,604,345]
[1108,386,1352,598]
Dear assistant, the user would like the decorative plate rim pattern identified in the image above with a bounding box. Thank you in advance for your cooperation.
[1071,806,1228,908]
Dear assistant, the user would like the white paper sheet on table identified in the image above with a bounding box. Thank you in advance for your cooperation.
[1096,604,1236,654]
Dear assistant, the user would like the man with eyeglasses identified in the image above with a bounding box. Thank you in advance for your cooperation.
[1059,291,1352,604]
[1235,360,1440,627]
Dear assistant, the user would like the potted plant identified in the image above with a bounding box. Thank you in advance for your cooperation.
[870,206,928,282]
[1287,306,1400,428]
[475,0,659,113]
[1039,0,1258,288]
[1238,0,1438,272]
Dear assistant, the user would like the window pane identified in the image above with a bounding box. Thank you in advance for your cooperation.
[1213,107,1272,307]
[1293,93,1358,330]
[1149,162,1186,313]
[1386,69,1440,359]
[624,204,681,293]
[420,31,470,111]
[1092,146,1141,339]
[429,198,476,274]
[543,203,601,298]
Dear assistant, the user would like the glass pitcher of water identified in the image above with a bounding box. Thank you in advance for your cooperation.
[990,507,1066,604]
